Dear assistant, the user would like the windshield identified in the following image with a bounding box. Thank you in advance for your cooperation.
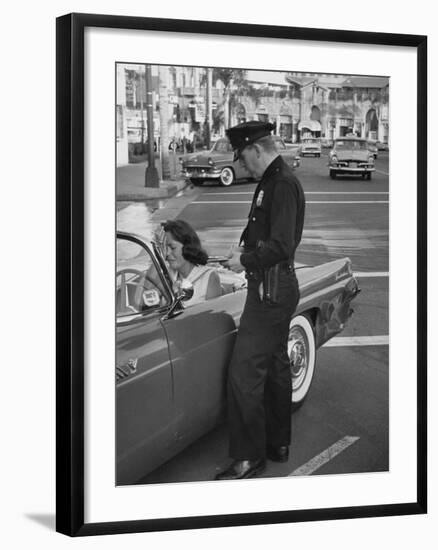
[302,138,319,144]
[335,140,367,150]
[116,237,170,316]
[212,139,233,153]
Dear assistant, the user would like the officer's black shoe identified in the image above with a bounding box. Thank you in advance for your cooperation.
[215,459,266,480]
[266,445,289,463]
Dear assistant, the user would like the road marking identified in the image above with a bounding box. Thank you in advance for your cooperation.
[192,200,389,205]
[323,335,389,347]
[376,169,389,176]
[199,228,243,232]
[354,271,389,277]
[289,436,360,476]
[306,201,388,204]
[203,192,253,196]
[306,192,388,195]
[203,191,389,195]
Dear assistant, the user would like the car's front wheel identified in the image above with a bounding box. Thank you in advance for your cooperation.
[366,172,372,180]
[219,167,235,186]
[289,315,316,410]
[330,170,337,179]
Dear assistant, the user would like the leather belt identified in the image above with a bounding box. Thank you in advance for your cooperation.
[246,262,293,280]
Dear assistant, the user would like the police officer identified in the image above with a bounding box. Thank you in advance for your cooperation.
[216,121,305,480]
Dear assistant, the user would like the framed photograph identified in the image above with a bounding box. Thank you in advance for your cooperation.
[56,13,427,536]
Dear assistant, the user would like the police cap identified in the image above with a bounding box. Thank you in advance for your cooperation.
[226,121,275,161]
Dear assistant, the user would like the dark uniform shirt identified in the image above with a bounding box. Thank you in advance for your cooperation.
[239,155,305,271]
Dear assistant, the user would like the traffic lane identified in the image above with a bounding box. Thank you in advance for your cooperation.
[139,423,230,485]
[265,345,389,478]
[186,153,388,208]
[194,156,388,194]
[297,203,388,272]
[291,153,388,192]
[139,344,388,484]
[291,345,389,477]
[338,277,388,338]
[179,200,388,272]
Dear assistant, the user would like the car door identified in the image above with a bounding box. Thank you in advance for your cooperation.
[116,235,175,485]
[161,290,246,448]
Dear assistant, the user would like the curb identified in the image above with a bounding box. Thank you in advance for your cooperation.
[151,183,202,223]
[117,179,188,202]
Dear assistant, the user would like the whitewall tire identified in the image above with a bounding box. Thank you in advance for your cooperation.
[219,167,235,186]
[288,314,316,410]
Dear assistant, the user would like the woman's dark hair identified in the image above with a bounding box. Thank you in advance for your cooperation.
[162,220,208,266]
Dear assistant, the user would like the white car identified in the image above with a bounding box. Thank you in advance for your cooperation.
[328,137,375,180]
[300,138,322,157]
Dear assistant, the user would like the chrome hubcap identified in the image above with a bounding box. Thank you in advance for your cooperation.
[288,327,309,391]
[221,168,233,185]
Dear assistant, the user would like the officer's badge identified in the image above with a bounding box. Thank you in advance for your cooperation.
[256,190,264,207]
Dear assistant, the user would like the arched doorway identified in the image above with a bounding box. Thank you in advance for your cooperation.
[365,109,379,140]
[279,101,293,142]
[310,105,321,122]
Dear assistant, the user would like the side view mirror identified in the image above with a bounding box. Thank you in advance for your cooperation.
[177,279,194,301]
[161,279,194,321]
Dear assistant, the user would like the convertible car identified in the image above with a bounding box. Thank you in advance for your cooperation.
[116,231,360,484]
[180,136,301,187]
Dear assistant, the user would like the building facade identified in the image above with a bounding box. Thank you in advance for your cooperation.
[116,65,390,166]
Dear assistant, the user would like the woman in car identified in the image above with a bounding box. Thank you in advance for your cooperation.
[162,220,222,306]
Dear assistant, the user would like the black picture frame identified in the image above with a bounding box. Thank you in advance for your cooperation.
[56,12,427,537]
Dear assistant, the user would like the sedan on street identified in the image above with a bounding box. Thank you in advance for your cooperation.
[180,136,301,187]
[328,137,375,180]
[300,137,322,157]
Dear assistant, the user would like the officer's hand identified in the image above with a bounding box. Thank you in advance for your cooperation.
[223,247,245,273]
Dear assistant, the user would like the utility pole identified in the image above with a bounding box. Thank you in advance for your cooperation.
[145,64,159,187]
[139,69,145,153]
[205,67,212,149]
[158,65,171,180]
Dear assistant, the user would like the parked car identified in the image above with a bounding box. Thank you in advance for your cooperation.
[180,136,301,187]
[376,140,389,151]
[328,137,375,180]
[300,137,322,157]
[285,140,303,159]
[321,138,334,149]
[116,231,360,484]
[367,140,378,159]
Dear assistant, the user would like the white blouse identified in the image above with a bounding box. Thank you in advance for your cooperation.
[172,265,221,306]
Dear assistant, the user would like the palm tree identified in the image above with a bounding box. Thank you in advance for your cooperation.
[213,69,252,128]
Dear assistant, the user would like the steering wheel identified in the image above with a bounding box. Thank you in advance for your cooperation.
[116,268,148,313]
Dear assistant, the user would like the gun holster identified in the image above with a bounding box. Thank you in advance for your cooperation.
[254,240,280,304]
[260,264,280,304]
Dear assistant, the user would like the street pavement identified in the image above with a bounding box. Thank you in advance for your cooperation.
[116,154,187,201]
[120,150,390,484]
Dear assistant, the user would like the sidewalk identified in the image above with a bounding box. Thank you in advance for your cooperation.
[117,159,187,201]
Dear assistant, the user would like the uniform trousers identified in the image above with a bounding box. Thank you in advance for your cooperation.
[227,270,300,460]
